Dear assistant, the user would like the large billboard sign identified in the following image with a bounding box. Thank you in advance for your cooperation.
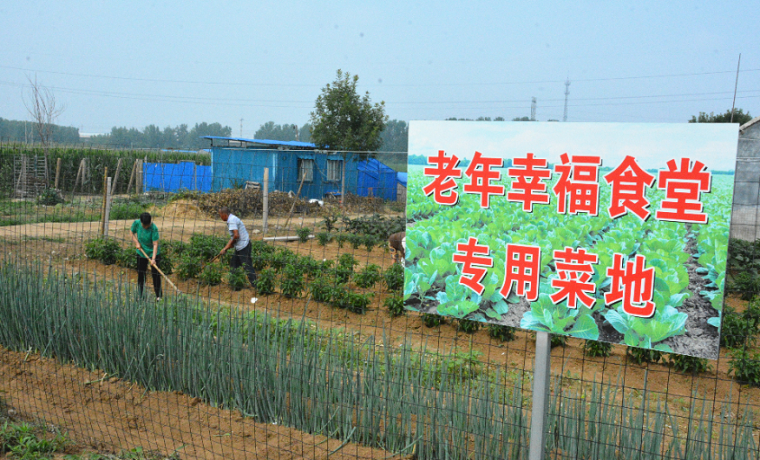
[405,122,739,359]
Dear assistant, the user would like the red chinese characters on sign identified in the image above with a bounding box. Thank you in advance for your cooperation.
[605,253,656,318]
[507,153,552,212]
[422,150,462,205]
[463,151,504,208]
[553,153,602,215]
[500,244,541,302]
[603,156,656,221]
[452,237,493,295]
[550,246,598,309]
[423,151,715,224]
[655,158,712,224]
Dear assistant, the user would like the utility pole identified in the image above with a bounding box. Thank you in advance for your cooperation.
[563,78,570,122]
[530,97,537,121]
[240,118,244,137]
[731,54,741,123]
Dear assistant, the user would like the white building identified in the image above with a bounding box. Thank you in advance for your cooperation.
[730,116,760,241]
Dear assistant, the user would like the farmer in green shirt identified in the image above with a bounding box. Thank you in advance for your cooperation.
[130,212,162,300]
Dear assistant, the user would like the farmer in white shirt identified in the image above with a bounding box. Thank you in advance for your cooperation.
[218,207,257,285]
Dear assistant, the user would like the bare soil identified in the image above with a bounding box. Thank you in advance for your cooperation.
[0,346,398,460]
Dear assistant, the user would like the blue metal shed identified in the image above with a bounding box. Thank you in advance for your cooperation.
[203,136,361,200]
[357,158,397,200]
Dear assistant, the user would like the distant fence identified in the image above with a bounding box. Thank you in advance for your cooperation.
[143,161,212,193]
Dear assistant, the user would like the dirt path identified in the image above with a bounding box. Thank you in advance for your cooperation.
[0,346,400,460]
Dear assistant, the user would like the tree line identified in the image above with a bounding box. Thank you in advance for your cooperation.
[253,119,409,153]
[88,122,232,150]
[0,118,79,144]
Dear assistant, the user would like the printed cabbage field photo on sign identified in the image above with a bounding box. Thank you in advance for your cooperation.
[404,121,739,359]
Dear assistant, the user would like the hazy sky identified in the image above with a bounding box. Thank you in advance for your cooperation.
[0,1,758,135]
[409,121,740,171]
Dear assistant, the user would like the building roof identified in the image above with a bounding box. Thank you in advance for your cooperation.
[203,136,316,149]
[740,116,760,135]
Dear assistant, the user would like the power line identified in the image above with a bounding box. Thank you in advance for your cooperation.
[2,64,759,89]
[6,78,758,109]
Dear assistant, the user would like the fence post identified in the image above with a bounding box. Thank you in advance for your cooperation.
[193,163,197,191]
[83,158,89,191]
[529,331,551,460]
[111,158,122,196]
[263,167,269,235]
[103,177,112,237]
[54,158,62,190]
[99,167,108,236]
[136,159,143,194]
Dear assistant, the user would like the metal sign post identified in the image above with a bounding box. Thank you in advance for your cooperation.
[529,331,551,460]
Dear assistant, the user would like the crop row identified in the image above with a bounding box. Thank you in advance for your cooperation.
[85,234,404,315]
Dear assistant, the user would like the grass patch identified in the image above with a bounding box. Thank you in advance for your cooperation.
[0,421,70,458]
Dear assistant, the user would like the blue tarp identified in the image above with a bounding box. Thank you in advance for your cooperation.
[357,159,397,200]
[143,161,212,193]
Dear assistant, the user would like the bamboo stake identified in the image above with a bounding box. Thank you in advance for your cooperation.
[71,159,84,200]
[126,159,137,194]
[137,246,180,294]
[283,171,306,230]
[111,158,122,196]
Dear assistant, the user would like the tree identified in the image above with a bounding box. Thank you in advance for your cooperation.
[298,123,312,143]
[689,108,752,125]
[24,76,65,184]
[379,119,408,153]
[187,122,232,149]
[310,69,388,152]
[255,122,299,141]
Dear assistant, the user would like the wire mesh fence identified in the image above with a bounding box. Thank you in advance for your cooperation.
[0,142,759,459]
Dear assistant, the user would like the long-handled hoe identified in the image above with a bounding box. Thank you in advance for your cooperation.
[198,252,223,273]
[137,247,181,294]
